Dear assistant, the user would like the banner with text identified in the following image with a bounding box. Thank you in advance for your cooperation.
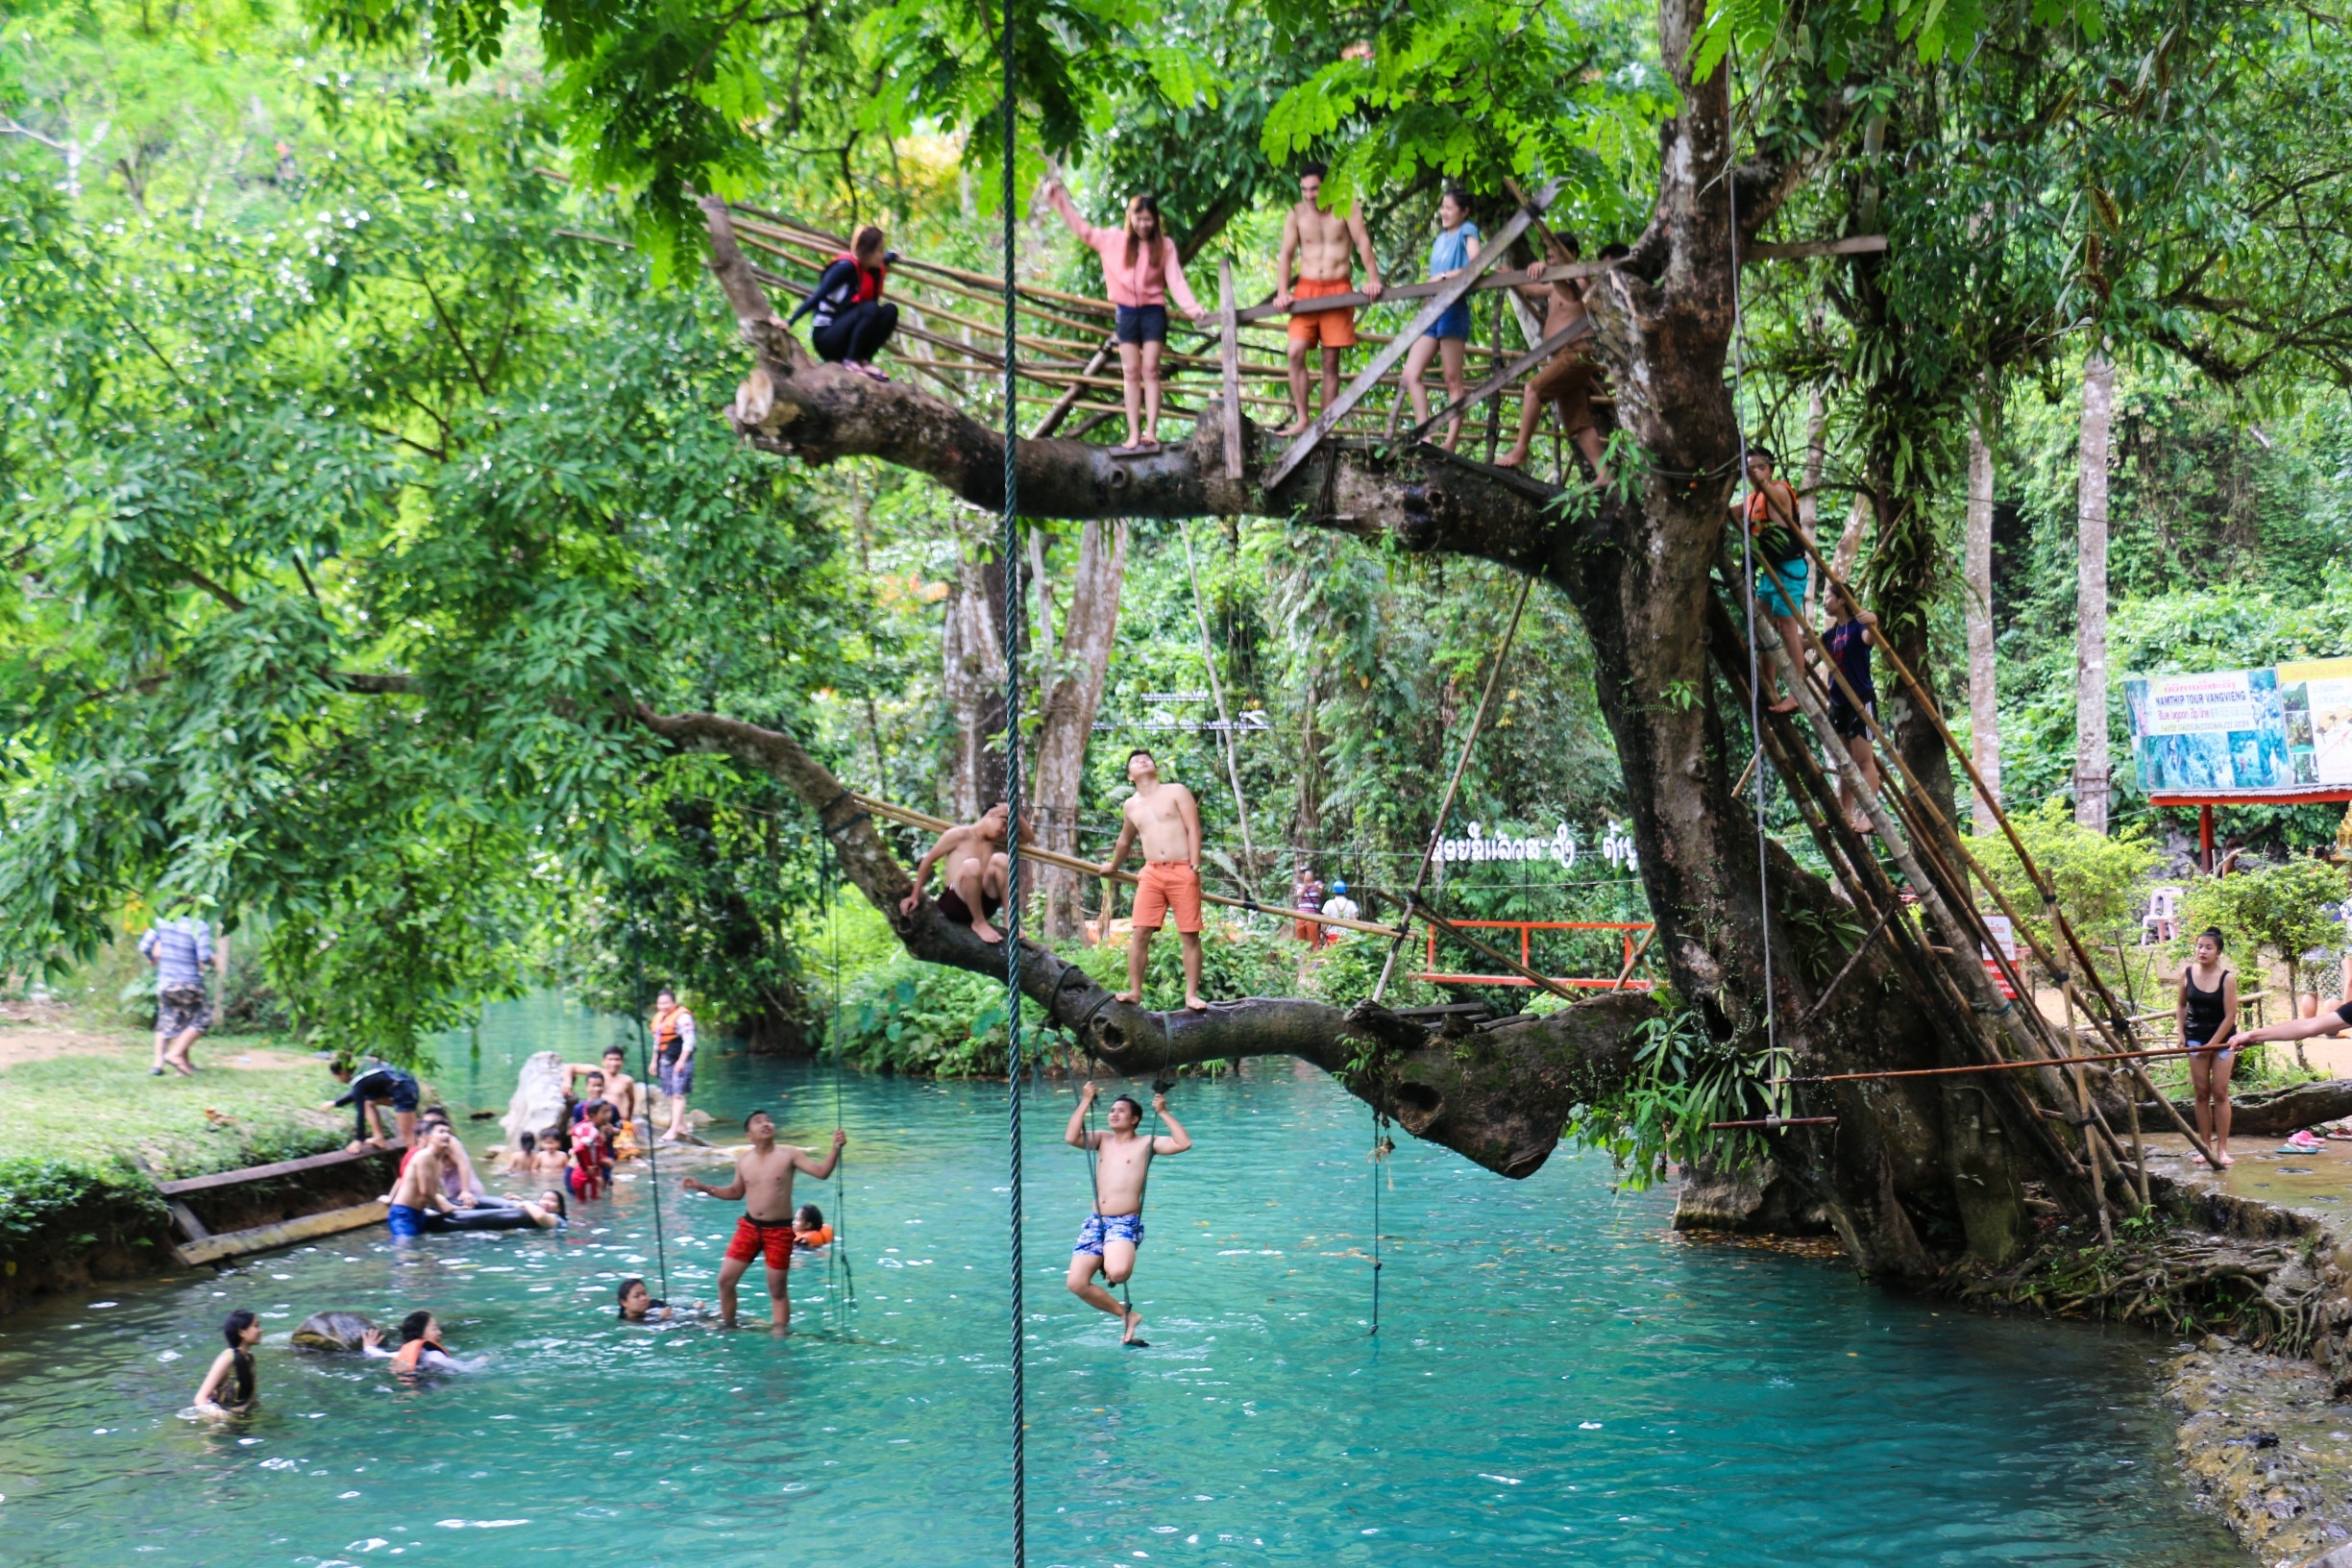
[2125,657,2352,792]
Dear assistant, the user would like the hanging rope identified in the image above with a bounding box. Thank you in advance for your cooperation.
[1368,1112,1392,1335]
[1370,572,1536,1003]
[630,962,671,1302]
[1725,45,1787,1113]
[826,841,855,1321]
[998,12,1028,1564]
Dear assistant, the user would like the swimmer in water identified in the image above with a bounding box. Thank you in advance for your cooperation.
[793,1203,834,1249]
[1064,1084,1190,1345]
[365,1310,469,1373]
[385,1125,461,1239]
[679,1109,845,1330]
[191,1309,262,1416]
[617,1277,708,1323]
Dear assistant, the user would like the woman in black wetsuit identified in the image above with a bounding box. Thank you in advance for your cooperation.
[2178,926,2241,1167]
[192,1309,262,1416]
[787,226,899,380]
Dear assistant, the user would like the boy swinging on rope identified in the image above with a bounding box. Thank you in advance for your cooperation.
[1065,1082,1191,1344]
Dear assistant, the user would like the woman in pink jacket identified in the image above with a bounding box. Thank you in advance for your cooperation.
[1041,179,1208,454]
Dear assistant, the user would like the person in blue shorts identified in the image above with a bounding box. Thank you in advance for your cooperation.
[1064,1083,1190,1345]
[1738,443,1810,712]
[330,1056,422,1151]
[1399,185,1482,452]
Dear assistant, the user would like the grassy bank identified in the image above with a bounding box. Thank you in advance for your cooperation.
[0,1012,404,1311]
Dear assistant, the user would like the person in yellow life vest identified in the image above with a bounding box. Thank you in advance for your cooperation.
[650,987,698,1143]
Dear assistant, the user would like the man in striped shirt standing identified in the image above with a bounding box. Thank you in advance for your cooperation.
[139,911,224,1077]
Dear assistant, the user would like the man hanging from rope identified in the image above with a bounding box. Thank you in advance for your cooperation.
[1098,748,1211,1012]
[901,801,1016,943]
[1065,1082,1190,1345]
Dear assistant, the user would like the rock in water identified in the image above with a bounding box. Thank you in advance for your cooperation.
[292,1311,378,1351]
[502,1049,572,1150]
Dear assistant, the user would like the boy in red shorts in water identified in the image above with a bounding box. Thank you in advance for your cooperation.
[1099,748,1210,1013]
[680,1108,845,1330]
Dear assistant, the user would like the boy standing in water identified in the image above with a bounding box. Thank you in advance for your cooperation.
[680,1109,846,1330]
[1065,1083,1191,1345]
[1099,749,1209,1012]
[1272,161,1385,435]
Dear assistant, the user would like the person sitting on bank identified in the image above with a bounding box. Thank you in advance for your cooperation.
[786,226,899,380]
[1273,161,1385,435]
[1100,748,1209,1013]
[1736,443,1810,712]
[1496,233,1613,478]
[140,907,225,1078]
[191,1309,263,1417]
[1041,179,1208,456]
[900,801,1016,944]
[329,1055,422,1152]
[1398,185,1482,452]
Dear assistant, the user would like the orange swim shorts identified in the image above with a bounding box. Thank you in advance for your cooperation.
[1131,861,1204,934]
[1286,277,1358,349]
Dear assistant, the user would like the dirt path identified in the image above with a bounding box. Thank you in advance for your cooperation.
[0,1024,314,1072]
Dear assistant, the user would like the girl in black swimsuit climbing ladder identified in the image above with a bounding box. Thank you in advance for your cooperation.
[2178,926,2240,1167]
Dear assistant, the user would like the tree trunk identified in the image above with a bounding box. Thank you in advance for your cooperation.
[2074,350,2115,833]
[1030,519,1128,940]
[1966,414,2001,832]
[942,527,1007,819]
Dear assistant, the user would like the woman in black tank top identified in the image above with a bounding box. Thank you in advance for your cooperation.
[193,1309,262,1416]
[2177,927,2241,1167]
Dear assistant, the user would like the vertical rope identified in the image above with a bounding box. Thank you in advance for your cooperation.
[631,964,671,1301]
[1726,43,1784,1109]
[999,11,1027,1564]
[828,841,854,1320]
[1368,1111,1384,1335]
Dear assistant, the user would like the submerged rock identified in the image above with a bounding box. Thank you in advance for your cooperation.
[2169,1341,2352,1563]
[291,1311,378,1352]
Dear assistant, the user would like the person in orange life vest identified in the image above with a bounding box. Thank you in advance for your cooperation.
[793,1203,834,1249]
[787,226,899,381]
[364,1310,464,1373]
[1734,443,1811,713]
[1040,179,1208,455]
[650,988,698,1143]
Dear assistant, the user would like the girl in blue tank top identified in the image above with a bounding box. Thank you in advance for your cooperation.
[1400,186,1482,452]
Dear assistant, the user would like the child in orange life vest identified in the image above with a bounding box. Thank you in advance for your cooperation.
[362,1310,461,1374]
[793,1203,834,1250]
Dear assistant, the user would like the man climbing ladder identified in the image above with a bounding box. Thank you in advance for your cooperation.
[1064,1082,1190,1346]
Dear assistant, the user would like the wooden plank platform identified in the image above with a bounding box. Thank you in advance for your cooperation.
[174,1201,389,1267]
[155,1144,387,1198]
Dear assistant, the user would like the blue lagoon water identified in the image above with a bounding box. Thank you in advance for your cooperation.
[0,996,2242,1565]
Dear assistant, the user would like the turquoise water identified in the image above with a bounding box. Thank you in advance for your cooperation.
[0,995,2242,1565]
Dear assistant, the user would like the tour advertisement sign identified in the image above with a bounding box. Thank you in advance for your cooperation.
[2126,656,2352,791]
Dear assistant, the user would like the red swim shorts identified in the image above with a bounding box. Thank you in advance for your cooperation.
[1132,861,1204,934]
[724,1216,796,1270]
[1286,277,1358,349]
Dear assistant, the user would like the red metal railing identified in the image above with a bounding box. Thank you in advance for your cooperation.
[1413,919,1656,990]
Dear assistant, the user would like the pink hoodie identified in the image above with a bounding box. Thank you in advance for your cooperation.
[1046,186,1202,314]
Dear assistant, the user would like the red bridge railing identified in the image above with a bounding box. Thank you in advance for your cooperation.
[1413,919,1656,990]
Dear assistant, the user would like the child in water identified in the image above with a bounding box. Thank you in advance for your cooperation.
[570,1103,613,1199]
[617,1277,708,1323]
[793,1204,834,1249]
[191,1309,262,1416]
[365,1310,468,1373]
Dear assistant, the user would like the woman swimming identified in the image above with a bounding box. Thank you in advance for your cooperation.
[191,1309,262,1416]
[2179,925,2241,1167]
[366,1310,470,1373]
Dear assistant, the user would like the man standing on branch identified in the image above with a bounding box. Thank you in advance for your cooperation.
[1273,161,1384,436]
[650,988,698,1143]
[1100,750,1209,1012]
[1736,445,1810,713]
[900,801,1015,944]
[140,907,225,1077]
[1065,1082,1190,1345]
[680,1109,845,1330]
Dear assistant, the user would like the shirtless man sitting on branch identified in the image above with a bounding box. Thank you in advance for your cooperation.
[680,1108,845,1330]
[1099,749,1209,1012]
[1065,1082,1190,1345]
[901,801,1016,943]
[1272,160,1384,436]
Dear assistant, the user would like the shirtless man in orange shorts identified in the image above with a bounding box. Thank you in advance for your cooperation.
[1272,160,1384,436]
[680,1108,845,1330]
[1099,748,1210,1013]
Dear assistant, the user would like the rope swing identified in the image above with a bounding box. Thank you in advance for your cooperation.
[826,841,856,1322]
[631,962,672,1301]
[998,7,1029,1562]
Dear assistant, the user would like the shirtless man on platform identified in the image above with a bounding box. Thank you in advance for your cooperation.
[1065,1082,1191,1345]
[901,802,1013,943]
[1497,233,1612,480]
[1099,749,1208,1012]
[1272,161,1384,436]
[680,1109,845,1330]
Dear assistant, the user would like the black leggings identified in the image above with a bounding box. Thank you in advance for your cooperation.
[813,301,898,364]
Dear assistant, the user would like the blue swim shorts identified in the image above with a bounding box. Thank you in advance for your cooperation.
[1754,554,1806,619]
[1425,301,1472,342]
[1074,1212,1144,1256]
[386,1202,426,1239]
[1115,305,1168,346]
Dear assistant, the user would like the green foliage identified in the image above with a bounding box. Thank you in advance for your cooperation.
[0,1157,168,1268]
[2182,858,2349,1000]
[1975,798,2163,972]
[1564,998,1773,1190]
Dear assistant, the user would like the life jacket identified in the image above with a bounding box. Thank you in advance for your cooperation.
[390,1335,446,1372]
[835,253,886,305]
[651,1004,684,1049]
[1746,481,1803,564]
